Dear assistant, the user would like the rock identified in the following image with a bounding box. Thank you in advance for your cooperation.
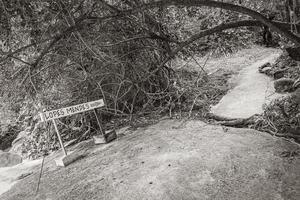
[0,152,22,167]
[273,69,285,80]
[260,66,272,74]
[274,78,295,93]
[258,62,272,74]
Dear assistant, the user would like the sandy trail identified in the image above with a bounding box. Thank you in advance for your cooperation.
[176,46,280,74]
[211,49,283,118]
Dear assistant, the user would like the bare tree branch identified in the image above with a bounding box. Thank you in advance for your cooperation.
[88,0,300,45]
[143,19,280,81]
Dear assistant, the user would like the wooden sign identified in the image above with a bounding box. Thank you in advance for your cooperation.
[40,99,104,122]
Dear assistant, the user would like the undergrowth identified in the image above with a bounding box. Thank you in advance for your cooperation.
[20,67,231,159]
[252,51,300,140]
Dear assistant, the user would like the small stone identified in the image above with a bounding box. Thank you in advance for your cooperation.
[149,182,153,184]
[258,62,271,74]
[259,66,272,74]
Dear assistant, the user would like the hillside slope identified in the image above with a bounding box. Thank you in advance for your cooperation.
[1,119,300,200]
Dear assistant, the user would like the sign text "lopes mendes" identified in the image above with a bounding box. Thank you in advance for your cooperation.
[40,99,104,122]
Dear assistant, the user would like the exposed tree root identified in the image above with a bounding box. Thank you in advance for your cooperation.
[207,113,255,127]
[207,113,300,141]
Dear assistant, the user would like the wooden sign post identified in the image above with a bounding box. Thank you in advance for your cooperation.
[93,109,105,136]
[52,119,67,156]
[92,109,117,144]
[40,99,107,167]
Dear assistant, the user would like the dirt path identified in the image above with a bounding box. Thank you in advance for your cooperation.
[1,120,300,200]
[210,49,283,118]
[176,46,280,74]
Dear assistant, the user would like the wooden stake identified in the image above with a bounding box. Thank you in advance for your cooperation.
[35,156,45,195]
[93,109,105,136]
[52,119,67,156]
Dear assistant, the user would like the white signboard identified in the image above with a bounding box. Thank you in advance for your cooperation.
[40,99,104,122]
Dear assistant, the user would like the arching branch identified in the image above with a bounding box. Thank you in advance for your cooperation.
[143,19,287,81]
[101,0,300,46]
[161,20,262,67]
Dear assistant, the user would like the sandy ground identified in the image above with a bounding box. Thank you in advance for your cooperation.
[210,48,283,118]
[0,159,42,195]
[175,46,280,75]
[0,119,299,200]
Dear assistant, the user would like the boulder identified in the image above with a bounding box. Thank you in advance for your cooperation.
[0,152,22,167]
